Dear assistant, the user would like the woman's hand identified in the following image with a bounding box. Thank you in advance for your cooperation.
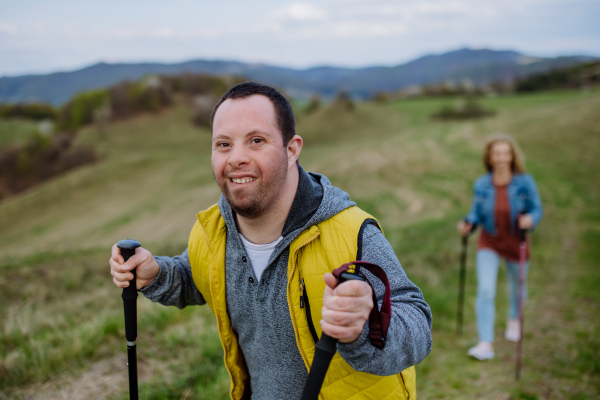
[457,220,473,237]
[518,214,534,230]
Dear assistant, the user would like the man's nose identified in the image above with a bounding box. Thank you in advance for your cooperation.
[228,144,250,167]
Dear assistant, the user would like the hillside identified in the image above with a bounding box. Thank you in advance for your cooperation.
[0,48,596,104]
[0,90,599,399]
[516,60,600,92]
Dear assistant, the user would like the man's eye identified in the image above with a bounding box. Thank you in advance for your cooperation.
[252,138,263,144]
[218,143,230,147]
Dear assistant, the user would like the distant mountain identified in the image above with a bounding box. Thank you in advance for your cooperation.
[0,48,596,105]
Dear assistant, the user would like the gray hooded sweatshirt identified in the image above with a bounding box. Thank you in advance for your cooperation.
[141,166,432,399]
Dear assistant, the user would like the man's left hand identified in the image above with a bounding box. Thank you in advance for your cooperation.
[320,272,374,343]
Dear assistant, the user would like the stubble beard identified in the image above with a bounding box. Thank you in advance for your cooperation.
[217,156,289,219]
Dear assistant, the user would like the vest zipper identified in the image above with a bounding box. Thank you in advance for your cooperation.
[300,278,320,344]
[287,229,320,372]
[300,279,305,308]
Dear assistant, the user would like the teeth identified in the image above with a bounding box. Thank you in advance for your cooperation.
[232,178,256,184]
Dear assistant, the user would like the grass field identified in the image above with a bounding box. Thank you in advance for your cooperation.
[1,89,599,399]
[0,118,40,147]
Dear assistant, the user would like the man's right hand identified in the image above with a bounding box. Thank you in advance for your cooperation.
[457,220,473,237]
[110,244,160,290]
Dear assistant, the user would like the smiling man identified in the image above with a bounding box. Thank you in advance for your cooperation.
[110,82,432,399]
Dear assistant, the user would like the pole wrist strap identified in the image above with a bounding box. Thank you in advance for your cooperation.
[332,261,391,349]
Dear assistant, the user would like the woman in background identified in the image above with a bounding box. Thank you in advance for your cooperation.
[458,134,543,360]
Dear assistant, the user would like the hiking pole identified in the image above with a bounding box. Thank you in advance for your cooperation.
[456,234,469,336]
[516,229,527,381]
[300,270,366,400]
[457,221,474,336]
[300,261,391,400]
[117,239,141,400]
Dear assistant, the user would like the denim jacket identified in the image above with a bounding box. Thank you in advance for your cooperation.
[465,173,543,235]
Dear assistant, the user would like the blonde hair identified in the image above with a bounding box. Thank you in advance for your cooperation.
[482,133,526,173]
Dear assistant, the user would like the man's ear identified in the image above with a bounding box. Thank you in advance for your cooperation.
[287,135,303,167]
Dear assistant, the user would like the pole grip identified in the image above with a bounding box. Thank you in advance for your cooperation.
[300,269,366,400]
[118,240,141,343]
[519,228,527,243]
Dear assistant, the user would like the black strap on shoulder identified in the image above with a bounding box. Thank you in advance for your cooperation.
[300,218,385,400]
[300,268,368,400]
[357,218,381,260]
[300,218,379,345]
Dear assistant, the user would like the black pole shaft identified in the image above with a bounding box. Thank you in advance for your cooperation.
[300,334,337,400]
[127,343,138,398]
[118,239,141,400]
[456,236,468,336]
[300,271,366,400]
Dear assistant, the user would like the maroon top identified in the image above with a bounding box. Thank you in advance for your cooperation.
[478,183,530,262]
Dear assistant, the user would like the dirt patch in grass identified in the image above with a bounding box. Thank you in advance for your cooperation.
[6,354,167,400]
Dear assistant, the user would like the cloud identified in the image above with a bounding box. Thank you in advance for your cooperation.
[0,22,19,35]
[272,3,328,21]
[268,2,412,39]
[329,20,408,38]
[334,0,499,19]
[266,0,506,40]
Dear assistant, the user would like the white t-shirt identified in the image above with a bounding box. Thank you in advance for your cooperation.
[239,234,283,281]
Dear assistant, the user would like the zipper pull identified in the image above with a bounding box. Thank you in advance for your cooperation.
[300,279,305,308]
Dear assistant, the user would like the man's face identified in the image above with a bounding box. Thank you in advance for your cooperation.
[211,95,290,219]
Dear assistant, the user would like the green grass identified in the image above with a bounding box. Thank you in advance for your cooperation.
[0,89,599,399]
[0,118,40,147]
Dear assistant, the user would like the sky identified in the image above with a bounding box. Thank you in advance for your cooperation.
[1,0,599,77]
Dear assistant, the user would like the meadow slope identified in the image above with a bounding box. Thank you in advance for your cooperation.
[1,90,599,399]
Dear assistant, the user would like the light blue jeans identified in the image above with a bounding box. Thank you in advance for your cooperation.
[476,249,530,343]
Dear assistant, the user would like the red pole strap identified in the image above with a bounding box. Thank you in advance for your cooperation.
[332,261,392,349]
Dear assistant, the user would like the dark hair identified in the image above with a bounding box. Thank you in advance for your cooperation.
[210,81,296,145]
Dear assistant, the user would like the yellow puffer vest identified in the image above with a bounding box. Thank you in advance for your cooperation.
[188,204,417,399]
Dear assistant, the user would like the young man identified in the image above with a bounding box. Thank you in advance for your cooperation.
[110,82,432,399]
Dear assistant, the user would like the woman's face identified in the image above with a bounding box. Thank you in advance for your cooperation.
[490,141,513,173]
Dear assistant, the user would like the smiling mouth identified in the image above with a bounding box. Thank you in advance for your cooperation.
[230,177,257,184]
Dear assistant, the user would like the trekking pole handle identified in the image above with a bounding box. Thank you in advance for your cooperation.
[300,269,366,400]
[463,218,476,234]
[316,270,366,352]
[338,270,367,284]
[519,228,527,243]
[118,239,141,342]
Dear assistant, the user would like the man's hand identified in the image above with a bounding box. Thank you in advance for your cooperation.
[518,213,534,230]
[110,244,160,290]
[320,272,374,343]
